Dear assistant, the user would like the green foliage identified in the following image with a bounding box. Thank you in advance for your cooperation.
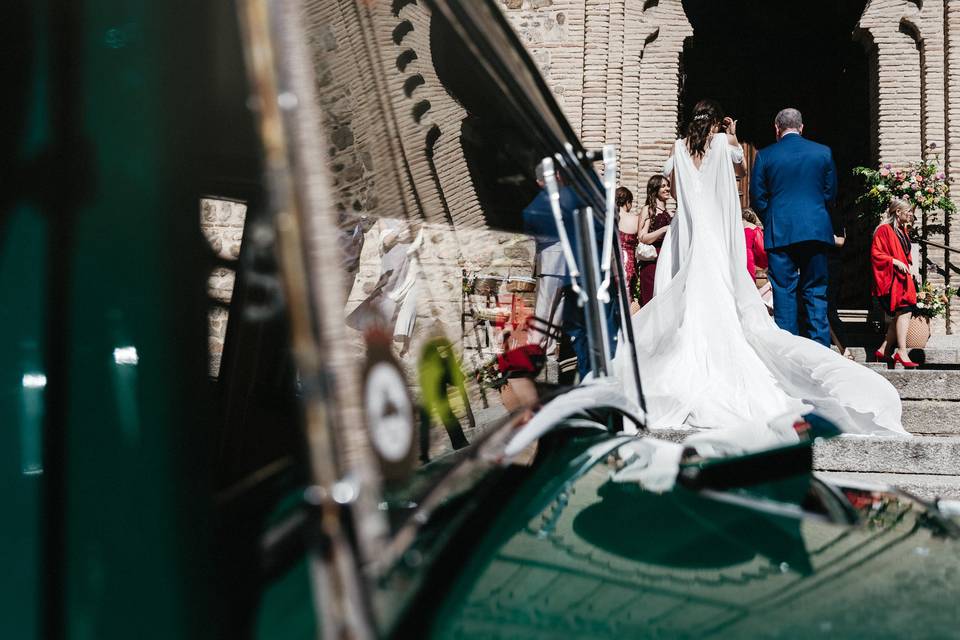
[853,156,955,223]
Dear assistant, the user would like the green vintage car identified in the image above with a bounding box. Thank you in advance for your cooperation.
[6,0,959,639]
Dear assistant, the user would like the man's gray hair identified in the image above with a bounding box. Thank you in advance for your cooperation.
[775,108,803,131]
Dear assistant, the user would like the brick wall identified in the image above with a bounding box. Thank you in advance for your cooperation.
[501,0,691,190]
[506,1,587,131]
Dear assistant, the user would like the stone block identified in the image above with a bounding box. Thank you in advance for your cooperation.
[813,435,960,475]
[817,471,960,500]
[902,400,960,435]
[879,369,960,400]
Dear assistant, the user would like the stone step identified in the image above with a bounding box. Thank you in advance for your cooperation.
[645,400,959,436]
[647,428,960,477]
[902,400,960,435]
[872,369,960,401]
[844,346,960,366]
[817,471,960,501]
[813,435,960,476]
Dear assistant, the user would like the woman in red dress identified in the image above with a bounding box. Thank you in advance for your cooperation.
[637,175,673,306]
[741,207,768,280]
[615,186,639,303]
[871,198,919,368]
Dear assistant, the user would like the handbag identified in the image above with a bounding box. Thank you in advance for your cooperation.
[636,242,658,262]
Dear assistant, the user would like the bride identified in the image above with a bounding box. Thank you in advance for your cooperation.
[615,99,906,455]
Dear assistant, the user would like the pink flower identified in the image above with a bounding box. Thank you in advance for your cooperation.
[884,163,892,170]
[937,172,946,180]
[880,168,890,177]
[927,186,935,193]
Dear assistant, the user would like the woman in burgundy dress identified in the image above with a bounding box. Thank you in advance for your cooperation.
[637,174,673,306]
[871,198,919,368]
[615,186,640,303]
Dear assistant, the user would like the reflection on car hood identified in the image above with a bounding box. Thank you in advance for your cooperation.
[427,435,960,639]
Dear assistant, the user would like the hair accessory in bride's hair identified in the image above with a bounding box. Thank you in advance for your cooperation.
[694,113,710,121]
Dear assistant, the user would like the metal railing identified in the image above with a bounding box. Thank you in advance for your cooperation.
[916,237,960,275]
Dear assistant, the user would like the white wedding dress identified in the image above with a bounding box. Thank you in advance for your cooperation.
[614,134,905,456]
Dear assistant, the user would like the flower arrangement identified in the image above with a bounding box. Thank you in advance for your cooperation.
[853,155,955,224]
[475,357,506,390]
[914,281,956,319]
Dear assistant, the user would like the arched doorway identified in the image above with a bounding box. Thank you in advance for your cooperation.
[680,0,872,310]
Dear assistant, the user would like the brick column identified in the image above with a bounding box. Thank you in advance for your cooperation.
[604,0,627,168]
[857,7,924,165]
[580,0,611,150]
[946,0,960,331]
[619,0,691,191]
[911,3,950,332]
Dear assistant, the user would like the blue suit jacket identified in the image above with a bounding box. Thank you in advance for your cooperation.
[522,185,585,284]
[749,134,837,250]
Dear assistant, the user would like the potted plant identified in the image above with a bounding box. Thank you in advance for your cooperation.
[909,281,956,348]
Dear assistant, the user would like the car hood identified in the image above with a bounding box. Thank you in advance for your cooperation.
[424,434,960,640]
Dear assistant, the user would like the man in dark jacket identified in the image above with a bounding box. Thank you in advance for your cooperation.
[750,108,837,347]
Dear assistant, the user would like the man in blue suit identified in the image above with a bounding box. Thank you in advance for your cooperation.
[750,108,837,346]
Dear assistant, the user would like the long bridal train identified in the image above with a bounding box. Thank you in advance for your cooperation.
[614,134,906,458]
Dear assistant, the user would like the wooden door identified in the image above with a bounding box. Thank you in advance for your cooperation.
[736,142,757,211]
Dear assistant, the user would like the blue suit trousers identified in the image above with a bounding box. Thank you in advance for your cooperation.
[767,242,830,347]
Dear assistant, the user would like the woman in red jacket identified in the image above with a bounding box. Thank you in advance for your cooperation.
[871,198,918,367]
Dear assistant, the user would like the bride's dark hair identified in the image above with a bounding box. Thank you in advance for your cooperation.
[686,99,723,157]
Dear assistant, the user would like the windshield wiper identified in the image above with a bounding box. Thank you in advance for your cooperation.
[597,145,617,304]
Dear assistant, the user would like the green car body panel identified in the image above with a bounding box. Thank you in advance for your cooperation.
[6,1,242,637]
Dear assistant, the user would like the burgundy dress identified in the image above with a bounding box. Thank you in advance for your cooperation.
[638,210,672,306]
[619,230,639,298]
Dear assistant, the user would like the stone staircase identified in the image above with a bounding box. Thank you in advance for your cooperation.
[814,351,960,500]
[647,337,960,500]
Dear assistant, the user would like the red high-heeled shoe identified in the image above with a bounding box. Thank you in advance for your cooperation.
[893,353,919,369]
[874,349,890,362]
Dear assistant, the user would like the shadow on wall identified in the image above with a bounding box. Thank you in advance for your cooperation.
[430,7,541,231]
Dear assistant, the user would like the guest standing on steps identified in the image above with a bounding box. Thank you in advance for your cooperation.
[750,108,837,347]
[615,186,640,304]
[637,174,672,307]
[741,207,768,282]
[871,198,919,368]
